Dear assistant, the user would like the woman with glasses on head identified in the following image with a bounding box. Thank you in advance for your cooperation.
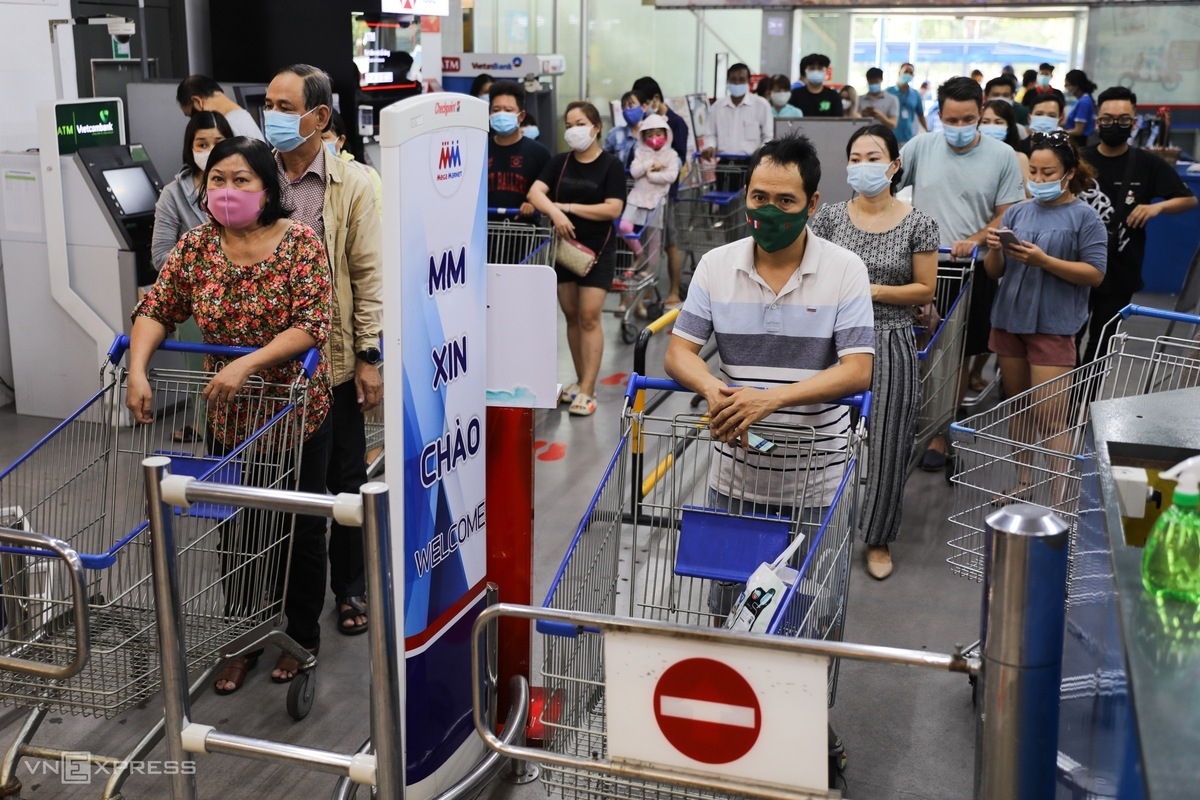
[984,130,1107,501]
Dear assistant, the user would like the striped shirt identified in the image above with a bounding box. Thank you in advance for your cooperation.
[674,233,874,507]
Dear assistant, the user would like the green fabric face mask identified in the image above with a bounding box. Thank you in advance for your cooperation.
[746,203,809,253]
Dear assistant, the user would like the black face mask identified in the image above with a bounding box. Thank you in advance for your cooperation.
[1098,123,1133,147]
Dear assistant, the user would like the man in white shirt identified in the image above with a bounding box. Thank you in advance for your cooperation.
[176,75,265,141]
[702,63,773,160]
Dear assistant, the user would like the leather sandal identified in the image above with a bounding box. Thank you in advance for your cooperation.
[271,647,318,684]
[214,652,259,695]
[336,595,368,636]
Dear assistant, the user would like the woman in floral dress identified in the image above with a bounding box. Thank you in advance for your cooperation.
[126,136,333,694]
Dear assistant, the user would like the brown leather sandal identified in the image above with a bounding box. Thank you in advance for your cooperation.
[214,653,259,695]
[271,647,318,684]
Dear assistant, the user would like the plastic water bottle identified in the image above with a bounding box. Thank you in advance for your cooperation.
[1143,456,1200,603]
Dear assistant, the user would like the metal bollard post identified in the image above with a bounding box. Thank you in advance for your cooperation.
[143,457,197,800]
[975,504,1069,800]
[361,483,404,798]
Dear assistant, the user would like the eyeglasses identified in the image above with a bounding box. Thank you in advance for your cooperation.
[1097,116,1136,128]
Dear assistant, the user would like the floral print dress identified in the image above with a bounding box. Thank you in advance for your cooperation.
[133,221,333,448]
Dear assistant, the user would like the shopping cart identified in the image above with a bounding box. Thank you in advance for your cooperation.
[909,248,975,474]
[610,201,666,344]
[676,155,750,277]
[0,335,319,796]
[949,305,1200,582]
[537,374,869,800]
[487,207,556,267]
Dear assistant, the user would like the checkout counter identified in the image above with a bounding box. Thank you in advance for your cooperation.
[1062,387,1200,798]
[0,98,166,420]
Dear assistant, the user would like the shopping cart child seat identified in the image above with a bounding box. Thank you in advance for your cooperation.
[673,504,790,583]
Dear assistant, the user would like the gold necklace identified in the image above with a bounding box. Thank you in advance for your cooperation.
[853,196,895,233]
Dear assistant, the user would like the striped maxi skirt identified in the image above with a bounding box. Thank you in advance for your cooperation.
[861,324,920,546]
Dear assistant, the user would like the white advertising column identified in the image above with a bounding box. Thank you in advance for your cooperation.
[380,93,489,799]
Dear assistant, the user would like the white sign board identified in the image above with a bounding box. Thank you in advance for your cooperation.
[383,0,449,15]
[485,264,557,408]
[605,630,829,793]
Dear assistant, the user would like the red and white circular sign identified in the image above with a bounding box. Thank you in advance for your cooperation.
[652,657,762,764]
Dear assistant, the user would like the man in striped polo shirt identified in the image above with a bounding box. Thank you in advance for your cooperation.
[665,133,874,615]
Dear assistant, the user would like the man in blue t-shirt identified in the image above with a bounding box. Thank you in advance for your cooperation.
[633,76,692,308]
[886,63,927,144]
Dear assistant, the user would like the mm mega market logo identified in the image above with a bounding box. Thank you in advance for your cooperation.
[430,137,465,197]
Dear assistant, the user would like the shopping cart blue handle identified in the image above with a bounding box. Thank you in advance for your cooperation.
[107,335,321,380]
[937,244,980,261]
[692,152,753,160]
[624,374,871,420]
[1118,304,1200,325]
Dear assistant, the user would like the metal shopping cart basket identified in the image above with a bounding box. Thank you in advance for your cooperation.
[610,200,666,344]
[949,305,1200,583]
[487,207,557,267]
[909,248,975,475]
[0,334,319,796]
[536,374,869,800]
[676,156,749,276]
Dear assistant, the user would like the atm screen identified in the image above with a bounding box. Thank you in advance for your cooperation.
[103,167,158,216]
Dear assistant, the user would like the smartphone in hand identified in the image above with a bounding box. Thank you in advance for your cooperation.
[997,228,1022,249]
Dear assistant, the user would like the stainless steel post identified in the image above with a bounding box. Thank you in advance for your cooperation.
[975,504,1069,800]
[143,456,197,800]
[361,482,403,797]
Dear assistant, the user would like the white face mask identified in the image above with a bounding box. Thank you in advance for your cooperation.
[769,91,791,109]
[193,149,211,172]
[564,125,597,152]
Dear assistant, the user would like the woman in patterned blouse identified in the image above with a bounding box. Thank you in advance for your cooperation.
[809,124,939,581]
[127,136,333,693]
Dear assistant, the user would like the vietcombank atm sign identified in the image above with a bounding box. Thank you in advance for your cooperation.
[55,100,122,155]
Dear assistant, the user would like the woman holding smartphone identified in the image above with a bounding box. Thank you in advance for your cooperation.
[984,130,1107,500]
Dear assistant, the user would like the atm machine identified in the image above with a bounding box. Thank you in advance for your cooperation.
[441,53,565,155]
[0,97,167,420]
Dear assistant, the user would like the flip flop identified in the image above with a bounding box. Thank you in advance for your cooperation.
[173,425,200,443]
[568,393,597,417]
[213,652,259,695]
[336,595,368,636]
[271,647,319,684]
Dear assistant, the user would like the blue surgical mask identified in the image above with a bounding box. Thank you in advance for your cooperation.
[899,73,914,85]
[868,83,882,94]
[1029,115,1059,134]
[490,111,520,135]
[622,106,645,127]
[847,162,893,198]
[1037,74,1051,87]
[728,83,748,98]
[943,123,977,149]
[1028,177,1065,203]
[324,141,339,159]
[979,123,1008,141]
[264,108,317,153]
[806,70,826,86]
[522,125,539,140]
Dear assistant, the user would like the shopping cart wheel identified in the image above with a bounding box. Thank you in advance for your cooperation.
[287,670,316,720]
[621,321,639,345]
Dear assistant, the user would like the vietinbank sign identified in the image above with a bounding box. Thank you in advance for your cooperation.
[379,94,489,799]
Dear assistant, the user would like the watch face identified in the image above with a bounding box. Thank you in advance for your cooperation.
[359,347,381,364]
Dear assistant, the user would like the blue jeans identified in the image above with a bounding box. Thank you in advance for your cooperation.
[704,487,828,618]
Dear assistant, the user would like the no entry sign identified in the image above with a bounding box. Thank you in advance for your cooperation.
[605,629,828,792]
[653,658,761,764]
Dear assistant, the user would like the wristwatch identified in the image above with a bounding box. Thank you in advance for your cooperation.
[356,346,381,365]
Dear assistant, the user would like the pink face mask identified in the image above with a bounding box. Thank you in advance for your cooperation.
[205,188,266,229]
[645,135,667,151]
